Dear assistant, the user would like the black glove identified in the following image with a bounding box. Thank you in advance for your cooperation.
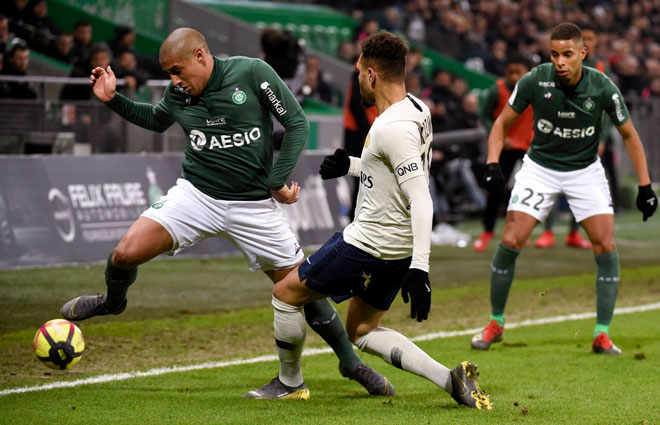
[483,163,505,196]
[319,148,350,180]
[400,268,431,322]
[636,184,658,221]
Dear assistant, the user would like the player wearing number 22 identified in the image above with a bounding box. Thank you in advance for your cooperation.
[474,23,658,355]
[246,31,492,409]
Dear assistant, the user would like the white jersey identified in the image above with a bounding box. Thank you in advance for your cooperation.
[343,94,433,260]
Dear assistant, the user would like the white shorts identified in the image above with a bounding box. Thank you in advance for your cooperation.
[142,178,304,271]
[508,156,613,223]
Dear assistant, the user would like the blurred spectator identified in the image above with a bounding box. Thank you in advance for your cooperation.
[0,14,12,56]
[112,50,149,95]
[336,40,356,64]
[406,47,427,87]
[21,0,59,53]
[109,26,135,56]
[70,20,92,68]
[2,0,27,40]
[453,93,479,130]
[647,76,660,98]
[405,73,422,97]
[46,31,73,64]
[302,55,334,104]
[261,28,306,100]
[60,42,112,100]
[484,39,507,76]
[1,38,36,98]
[354,18,379,41]
[261,27,306,149]
[0,52,10,97]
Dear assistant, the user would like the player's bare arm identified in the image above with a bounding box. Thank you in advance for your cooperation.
[90,65,117,103]
[616,120,651,186]
[487,104,520,164]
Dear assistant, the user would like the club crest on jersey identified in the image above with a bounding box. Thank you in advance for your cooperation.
[232,87,247,104]
[544,92,553,100]
[583,98,595,111]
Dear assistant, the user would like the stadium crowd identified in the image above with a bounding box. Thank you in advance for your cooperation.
[0,0,656,229]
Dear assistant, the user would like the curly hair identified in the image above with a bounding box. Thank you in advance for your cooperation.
[360,31,408,83]
[551,23,583,43]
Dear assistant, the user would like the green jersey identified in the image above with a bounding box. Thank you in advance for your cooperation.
[107,56,309,200]
[508,63,629,171]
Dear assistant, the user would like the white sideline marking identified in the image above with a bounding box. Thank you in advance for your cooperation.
[3,302,660,397]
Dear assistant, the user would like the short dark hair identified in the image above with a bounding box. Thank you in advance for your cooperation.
[89,42,112,59]
[74,20,91,29]
[550,23,582,43]
[505,55,530,68]
[360,31,408,82]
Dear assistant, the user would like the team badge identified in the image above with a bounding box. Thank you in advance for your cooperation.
[152,201,164,209]
[232,87,247,104]
[583,98,595,111]
[544,92,552,100]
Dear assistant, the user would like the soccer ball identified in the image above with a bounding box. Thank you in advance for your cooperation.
[33,319,85,370]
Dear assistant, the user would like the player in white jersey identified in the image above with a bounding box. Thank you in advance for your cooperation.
[245,31,492,409]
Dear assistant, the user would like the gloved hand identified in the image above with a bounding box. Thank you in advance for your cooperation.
[319,148,350,180]
[400,268,431,322]
[636,184,658,221]
[483,163,505,196]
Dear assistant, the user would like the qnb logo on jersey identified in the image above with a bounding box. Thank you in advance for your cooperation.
[260,81,287,116]
[397,162,419,177]
[537,119,595,139]
[612,94,625,121]
[189,128,262,151]
[360,171,374,188]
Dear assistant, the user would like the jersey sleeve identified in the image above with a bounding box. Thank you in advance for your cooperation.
[507,70,535,114]
[253,60,309,190]
[106,91,175,133]
[378,121,426,186]
[602,78,630,126]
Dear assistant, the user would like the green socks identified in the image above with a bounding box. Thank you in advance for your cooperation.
[104,253,137,310]
[490,242,520,317]
[490,314,504,327]
[594,251,619,338]
[303,298,362,372]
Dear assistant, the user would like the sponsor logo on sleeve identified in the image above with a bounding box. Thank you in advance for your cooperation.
[260,81,288,116]
[612,94,625,121]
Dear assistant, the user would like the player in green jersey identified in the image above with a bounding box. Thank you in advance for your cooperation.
[60,28,393,396]
[472,23,658,355]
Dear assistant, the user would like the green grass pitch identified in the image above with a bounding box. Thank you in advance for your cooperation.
[0,211,659,424]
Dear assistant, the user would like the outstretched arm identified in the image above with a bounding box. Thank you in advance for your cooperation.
[91,66,174,133]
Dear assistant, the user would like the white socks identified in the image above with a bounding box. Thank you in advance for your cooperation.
[354,327,452,392]
[272,295,306,387]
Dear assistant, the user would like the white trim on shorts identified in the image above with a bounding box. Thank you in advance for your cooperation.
[507,155,614,223]
[141,178,304,271]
